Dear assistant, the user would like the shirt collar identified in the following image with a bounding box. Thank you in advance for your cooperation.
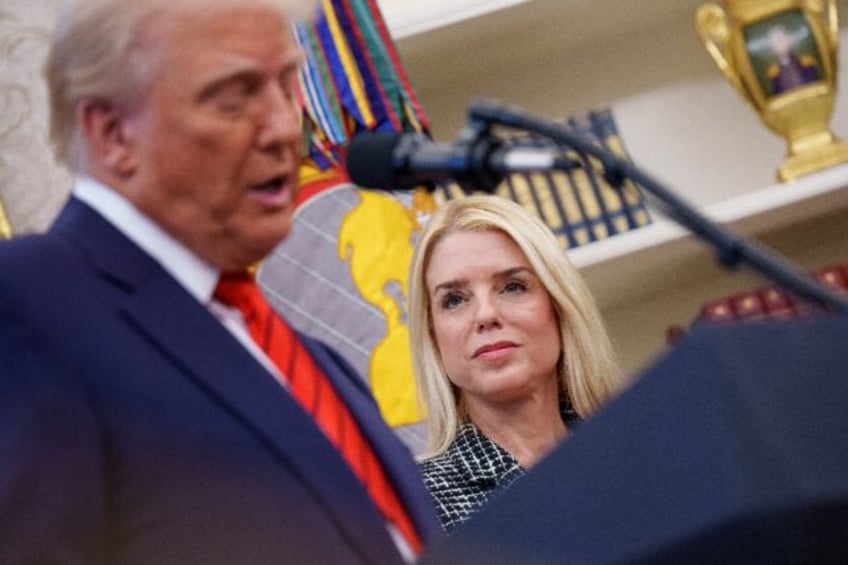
[73,176,219,304]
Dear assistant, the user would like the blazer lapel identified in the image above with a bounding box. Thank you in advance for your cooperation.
[124,268,404,564]
[302,337,444,545]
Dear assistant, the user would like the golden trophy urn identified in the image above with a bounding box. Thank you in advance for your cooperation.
[696,0,848,182]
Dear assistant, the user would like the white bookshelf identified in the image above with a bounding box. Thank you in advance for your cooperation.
[382,0,848,374]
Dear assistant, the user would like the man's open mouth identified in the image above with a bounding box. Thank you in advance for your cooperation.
[251,176,286,193]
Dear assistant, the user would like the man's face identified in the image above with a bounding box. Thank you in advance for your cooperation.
[769,26,794,58]
[119,3,303,270]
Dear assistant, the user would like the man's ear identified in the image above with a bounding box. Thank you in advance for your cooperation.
[76,98,138,176]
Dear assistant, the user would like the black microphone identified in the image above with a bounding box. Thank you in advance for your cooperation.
[345,131,577,192]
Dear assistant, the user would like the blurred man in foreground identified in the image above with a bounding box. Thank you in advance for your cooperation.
[0,0,440,562]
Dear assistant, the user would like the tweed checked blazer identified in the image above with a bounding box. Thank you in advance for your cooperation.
[419,405,580,533]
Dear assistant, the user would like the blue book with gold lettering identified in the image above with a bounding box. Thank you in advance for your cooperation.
[437,108,652,249]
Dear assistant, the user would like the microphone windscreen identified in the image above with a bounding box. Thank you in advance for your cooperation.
[345,131,403,190]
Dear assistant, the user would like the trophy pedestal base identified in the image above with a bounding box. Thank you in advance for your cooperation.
[778,141,848,182]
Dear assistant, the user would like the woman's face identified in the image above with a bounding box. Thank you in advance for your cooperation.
[425,229,562,408]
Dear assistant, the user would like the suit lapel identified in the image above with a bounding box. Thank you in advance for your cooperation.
[302,337,443,545]
[55,198,403,562]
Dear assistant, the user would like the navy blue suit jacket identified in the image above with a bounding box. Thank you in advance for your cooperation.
[0,197,441,563]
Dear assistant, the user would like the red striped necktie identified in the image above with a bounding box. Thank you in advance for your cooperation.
[214,272,422,555]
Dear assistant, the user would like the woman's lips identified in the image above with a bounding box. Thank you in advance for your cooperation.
[473,341,518,359]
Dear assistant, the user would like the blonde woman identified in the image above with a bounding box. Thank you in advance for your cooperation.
[409,195,627,532]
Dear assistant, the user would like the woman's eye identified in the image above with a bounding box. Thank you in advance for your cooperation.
[503,280,528,294]
[440,292,465,310]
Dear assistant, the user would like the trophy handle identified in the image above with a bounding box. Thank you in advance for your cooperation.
[803,0,839,69]
[695,4,749,102]
[805,0,839,47]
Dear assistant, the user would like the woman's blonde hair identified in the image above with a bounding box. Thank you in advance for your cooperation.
[409,195,625,457]
[45,0,316,171]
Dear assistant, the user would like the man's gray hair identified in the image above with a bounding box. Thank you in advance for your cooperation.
[45,0,317,171]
